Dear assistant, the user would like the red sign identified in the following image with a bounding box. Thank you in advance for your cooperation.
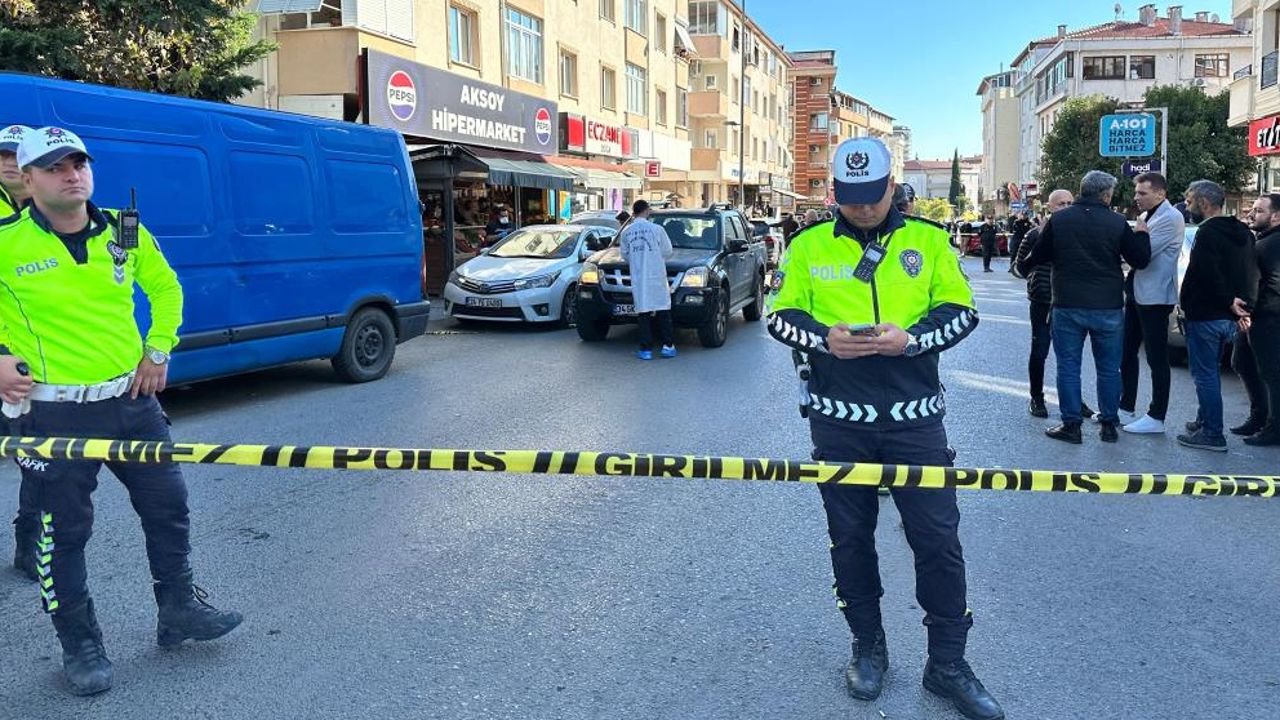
[1250,115,1280,157]
[645,161,662,178]
[558,113,637,159]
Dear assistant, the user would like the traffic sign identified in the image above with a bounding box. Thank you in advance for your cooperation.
[1122,159,1163,178]
[1099,113,1156,157]
[1010,201,1027,211]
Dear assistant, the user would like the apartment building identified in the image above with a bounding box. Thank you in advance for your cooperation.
[240,0,698,291]
[786,49,905,208]
[976,70,1019,215]
[685,0,795,210]
[1228,0,1280,189]
[903,156,984,211]
[995,5,1251,202]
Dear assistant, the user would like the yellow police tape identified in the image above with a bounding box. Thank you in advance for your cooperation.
[0,436,1275,498]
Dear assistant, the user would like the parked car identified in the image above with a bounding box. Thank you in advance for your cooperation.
[2,72,430,385]
[444,225,615,325]
[748,218,782,267]
[570,210,624,231]
[574,205,769,348]
[1168,222,1199,365]
[961,231,1010,256]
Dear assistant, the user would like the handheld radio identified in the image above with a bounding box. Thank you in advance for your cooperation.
[117,188,140,249]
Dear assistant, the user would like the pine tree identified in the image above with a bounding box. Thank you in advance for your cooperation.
[948,150,962,210]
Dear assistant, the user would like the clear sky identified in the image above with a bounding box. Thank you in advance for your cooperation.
[747,0,1235,161]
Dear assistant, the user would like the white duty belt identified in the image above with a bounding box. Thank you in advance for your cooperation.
[2,372,136,419]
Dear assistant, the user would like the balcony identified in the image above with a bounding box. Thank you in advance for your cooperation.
[276,26,415,97]
[1233,0,1253,22]
[691,148,723,173]
[1231,69,1256,127]
[689,90,729,118]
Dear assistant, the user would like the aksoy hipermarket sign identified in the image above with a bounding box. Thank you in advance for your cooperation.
[364,48,558,155]
[1249,114,1280,157]
[560,113,637,159]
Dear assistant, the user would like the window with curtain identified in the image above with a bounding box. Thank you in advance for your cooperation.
[626,63,647,115]
[448,5,476,66]
[504,8,544,83]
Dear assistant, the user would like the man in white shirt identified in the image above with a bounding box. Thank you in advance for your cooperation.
[1120,172,1185,434]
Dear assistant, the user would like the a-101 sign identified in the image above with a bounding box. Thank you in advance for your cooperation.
[1099,113,1156,158]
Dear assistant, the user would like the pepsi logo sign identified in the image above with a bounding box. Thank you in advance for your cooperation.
[387,71,417,122]
[534,107,552,145]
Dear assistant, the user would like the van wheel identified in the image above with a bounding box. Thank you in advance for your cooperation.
[577,316,610,342]
[698,289,730,348]
[743,274,764,322]
[332,307,396,383]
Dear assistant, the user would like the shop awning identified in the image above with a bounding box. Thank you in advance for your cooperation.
[674,22,698,57]
[767,187,807,200]
[546,156,643,191]
[408,144,575,190]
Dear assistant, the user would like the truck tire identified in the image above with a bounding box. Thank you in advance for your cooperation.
[698,288,730,348]
[331,307,397,383]
[577,315,610,341]
[743,274,764,322]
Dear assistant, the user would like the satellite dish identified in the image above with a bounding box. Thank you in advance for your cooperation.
[1211,13,1220,23]
[1114,3,1123,20]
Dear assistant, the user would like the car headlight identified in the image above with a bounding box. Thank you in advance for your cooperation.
[448,270,462,285]
[580,263,600,285]
[680,267,709,288]
[514,270,561,291]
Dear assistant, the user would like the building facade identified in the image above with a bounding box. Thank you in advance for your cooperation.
[976,70,1019,215]
[785,49,905,208]
[685,0,794,210]
[994,4,1251,203]
[903,156,984,213]
[1228,0,1280,190]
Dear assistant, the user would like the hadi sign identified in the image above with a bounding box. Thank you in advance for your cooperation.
[1248,115,1280,157]
[1099,113,1156,157]
[560,113,638,159]
[365,49,558,155]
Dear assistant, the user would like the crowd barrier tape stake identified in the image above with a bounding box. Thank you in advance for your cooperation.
[1,437,1275,498]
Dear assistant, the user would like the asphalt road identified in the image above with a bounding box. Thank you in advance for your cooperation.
[1,256,1276,719]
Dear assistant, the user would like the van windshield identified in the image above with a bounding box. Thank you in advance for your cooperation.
[488,228,581,259]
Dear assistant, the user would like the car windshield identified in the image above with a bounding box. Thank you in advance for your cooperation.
[650,216,721,250]
[488,228,580,259]
[573,217,619,229]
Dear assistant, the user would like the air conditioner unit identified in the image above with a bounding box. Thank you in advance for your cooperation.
[1192,77,1207,87]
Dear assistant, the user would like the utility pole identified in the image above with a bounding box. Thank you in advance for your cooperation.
[738,0,747,210]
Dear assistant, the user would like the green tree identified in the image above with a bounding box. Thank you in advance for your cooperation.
[915,197,952,223]
[1037,86,1251,209]
[0,0,274,102]
[948,149,962,208]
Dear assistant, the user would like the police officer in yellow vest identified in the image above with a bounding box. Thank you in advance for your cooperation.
[0,127,242,696]
[0,124,33,216]
[768,138,1003,720]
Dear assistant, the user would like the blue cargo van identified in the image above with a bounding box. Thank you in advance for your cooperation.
[0,73,430,384]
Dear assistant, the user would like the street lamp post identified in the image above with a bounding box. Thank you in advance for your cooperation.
[738,0,747,210]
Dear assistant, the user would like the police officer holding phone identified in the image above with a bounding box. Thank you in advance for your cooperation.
[0,127,242,696]
[768,137,1003,720]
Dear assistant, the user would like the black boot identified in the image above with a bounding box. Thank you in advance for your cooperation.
[1081,403,1097,421]
[923,657,1005,720]
[1244,426,1280,447]
[1100,422,1119,443]
[1231,415,1266,436]
[1028,397,1048,419]
[154,577,243,648]
[12,518,39,582]
[844,631,888,700]
[50,599,113,696]
[1045,422,1083,444]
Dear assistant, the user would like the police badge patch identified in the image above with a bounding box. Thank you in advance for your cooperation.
[899,249,924,278]
[106,241,128,284]
[770,270,786,292]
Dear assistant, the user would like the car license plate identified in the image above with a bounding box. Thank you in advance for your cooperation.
[612,304,636,316]
[465,297,503,308]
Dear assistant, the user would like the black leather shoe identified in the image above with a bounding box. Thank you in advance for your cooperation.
[1081,404,1096,421]
[1231,416,1266,436]
[1028,398,1048,418]
[1244,428,1280,447]
[923,657,1005,720]
[1185,420,1203,434]
[844,632,888,700]
[154,579,243,647]
[1045,422,1082,444]
[1100,422,1119,443]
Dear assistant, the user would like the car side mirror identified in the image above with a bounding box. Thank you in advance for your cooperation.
[728,238,749,253]
[579,246,593,262]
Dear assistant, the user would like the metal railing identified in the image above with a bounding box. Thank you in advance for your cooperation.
[1262,52,1278,90]
[1235,64,1253,81]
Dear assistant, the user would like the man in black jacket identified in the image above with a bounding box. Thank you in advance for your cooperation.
[1008,214,1032,273]
[978,218,998,272]
[1177,180,1256,452]
[1233,194,1280,446]
[1018,171,1151,444]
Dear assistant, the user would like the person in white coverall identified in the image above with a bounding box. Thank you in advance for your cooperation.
[619,199,676,360]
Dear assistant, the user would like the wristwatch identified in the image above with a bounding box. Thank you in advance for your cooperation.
[902,335,923,358]
[145,346,170,365]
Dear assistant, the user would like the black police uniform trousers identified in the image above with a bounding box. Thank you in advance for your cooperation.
[16,394,191,614]
[811,415,971,662]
